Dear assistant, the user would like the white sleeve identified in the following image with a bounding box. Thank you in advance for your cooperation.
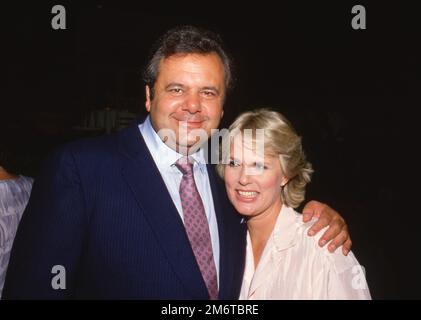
[327,252,372,300]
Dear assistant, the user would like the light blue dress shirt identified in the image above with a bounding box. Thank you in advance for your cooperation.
[139,116,220,286]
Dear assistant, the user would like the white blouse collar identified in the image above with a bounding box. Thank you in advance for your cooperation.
[272,205,301,252]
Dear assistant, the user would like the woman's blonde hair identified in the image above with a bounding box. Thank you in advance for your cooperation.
[217,108,313,208]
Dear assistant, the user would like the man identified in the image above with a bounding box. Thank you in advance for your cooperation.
[3,26,351,299]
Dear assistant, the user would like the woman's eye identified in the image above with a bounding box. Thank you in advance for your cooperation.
[255,163,267,170]
[229,160,240,167]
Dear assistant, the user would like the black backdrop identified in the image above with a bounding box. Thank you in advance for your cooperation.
[2,1,421,299]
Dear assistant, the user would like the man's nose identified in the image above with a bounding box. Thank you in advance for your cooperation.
[182,92,201,113]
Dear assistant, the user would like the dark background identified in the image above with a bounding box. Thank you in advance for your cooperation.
[2,1,420,299]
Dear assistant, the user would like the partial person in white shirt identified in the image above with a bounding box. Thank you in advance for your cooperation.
[217,109,371,300]
[0,157,33,298]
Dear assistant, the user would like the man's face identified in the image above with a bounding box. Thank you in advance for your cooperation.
[145,53,225,154]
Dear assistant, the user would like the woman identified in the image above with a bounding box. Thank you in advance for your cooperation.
[217,109,371,299]
[0,148,33,298]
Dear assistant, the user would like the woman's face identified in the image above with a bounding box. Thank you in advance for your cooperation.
[224,134,287,220]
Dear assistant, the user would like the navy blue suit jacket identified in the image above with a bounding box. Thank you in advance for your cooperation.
[3,121,247,299]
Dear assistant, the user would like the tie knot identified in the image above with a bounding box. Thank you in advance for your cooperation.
[175,156,194,175]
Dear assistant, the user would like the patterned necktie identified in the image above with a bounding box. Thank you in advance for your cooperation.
[175,156,218,300]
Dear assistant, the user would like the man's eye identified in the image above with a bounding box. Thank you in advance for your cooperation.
[229,160,240,167]
[202,90,216,97]
[169,88,183,94]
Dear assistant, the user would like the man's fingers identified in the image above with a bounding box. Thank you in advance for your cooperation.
[302,211,313,223]
[342,238,353,256]
[317,223,342,247]
[301,203,315,222]
[307,215,330,236]
[302,200,325,220]
[326,229,349,253]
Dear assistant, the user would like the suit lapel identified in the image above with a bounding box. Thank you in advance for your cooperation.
[118,123,208,299]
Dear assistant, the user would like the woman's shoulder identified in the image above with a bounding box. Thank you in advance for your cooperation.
[292,211,362,274]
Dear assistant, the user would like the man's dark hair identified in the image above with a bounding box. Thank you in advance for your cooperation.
[143,25,234,99]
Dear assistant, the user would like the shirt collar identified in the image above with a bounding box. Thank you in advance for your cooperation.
[272,205,301,251]
[139,116,207,171]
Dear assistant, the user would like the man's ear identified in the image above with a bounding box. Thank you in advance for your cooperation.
[221,110,224,119]
[145,85,151,112]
